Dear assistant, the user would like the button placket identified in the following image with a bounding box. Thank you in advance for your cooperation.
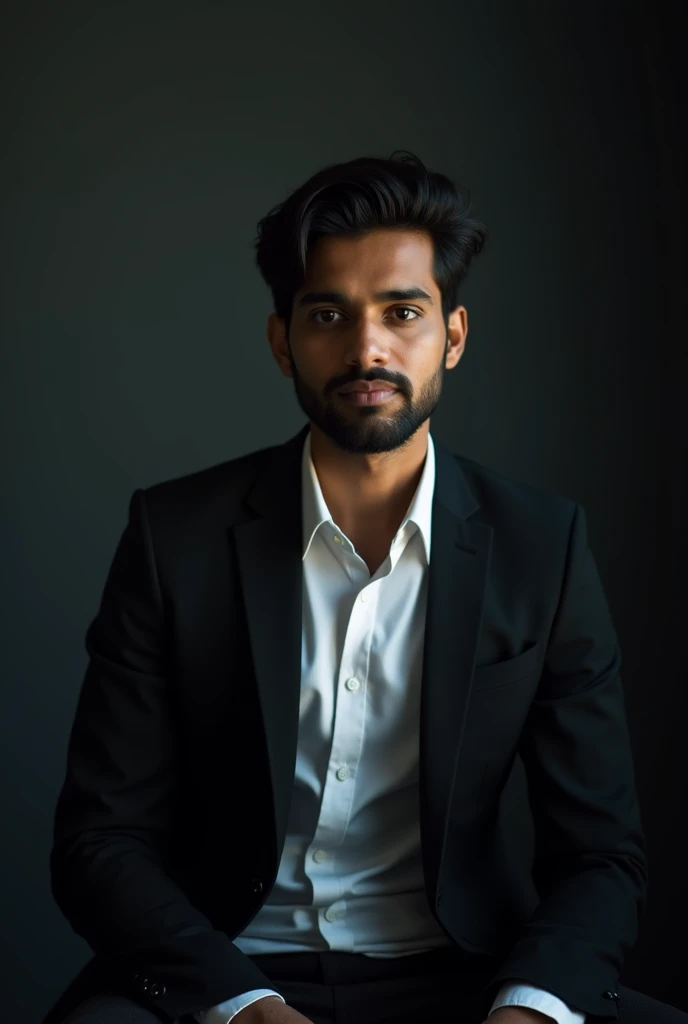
[306,574,372,946]
[324,592,371,815]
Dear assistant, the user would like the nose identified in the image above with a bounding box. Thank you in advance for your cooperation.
[342,317,392,369]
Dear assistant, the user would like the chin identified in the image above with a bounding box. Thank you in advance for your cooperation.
[320,418,422,455]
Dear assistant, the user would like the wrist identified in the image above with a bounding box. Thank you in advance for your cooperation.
[245,995,286,1021]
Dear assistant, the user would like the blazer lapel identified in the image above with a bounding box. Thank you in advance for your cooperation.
[419,437,493,898]
[232,424,493,891]
[232,426,308,868]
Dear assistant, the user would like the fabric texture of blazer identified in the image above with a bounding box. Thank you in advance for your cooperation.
[45,422,647,1024]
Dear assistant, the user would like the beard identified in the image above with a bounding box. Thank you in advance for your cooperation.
[286,341,447,455]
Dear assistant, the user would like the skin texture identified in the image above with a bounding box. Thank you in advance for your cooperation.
[235,996,314,1022]
[267,228,468,570]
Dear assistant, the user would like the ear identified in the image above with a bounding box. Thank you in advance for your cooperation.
[445,306,468,369]
[267,313,293,378]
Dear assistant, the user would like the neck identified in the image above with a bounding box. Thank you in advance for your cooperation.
[308,422,430,535]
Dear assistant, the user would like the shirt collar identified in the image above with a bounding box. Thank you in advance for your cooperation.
[301,428,435,564]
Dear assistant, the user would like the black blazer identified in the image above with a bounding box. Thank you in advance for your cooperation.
[46,423,647,1024]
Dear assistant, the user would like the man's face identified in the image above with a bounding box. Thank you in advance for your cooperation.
[268,229,466,454]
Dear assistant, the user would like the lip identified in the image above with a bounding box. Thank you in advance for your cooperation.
[338,382,397,394]
[339,389,398,406]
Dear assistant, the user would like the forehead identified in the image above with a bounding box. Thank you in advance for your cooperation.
[300,229,437,293]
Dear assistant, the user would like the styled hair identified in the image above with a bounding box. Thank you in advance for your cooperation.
[253,150,489,337]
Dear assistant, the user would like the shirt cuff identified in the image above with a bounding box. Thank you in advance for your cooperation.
[193,988,285,1024]
[489,980,586,1024]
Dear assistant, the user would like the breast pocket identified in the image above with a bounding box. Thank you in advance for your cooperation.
[471,641,542,693]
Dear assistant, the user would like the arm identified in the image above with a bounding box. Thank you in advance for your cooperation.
[50,488,279,1021]
[483,502,647,1019]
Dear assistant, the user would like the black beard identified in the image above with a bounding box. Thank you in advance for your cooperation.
[287,351,446,455]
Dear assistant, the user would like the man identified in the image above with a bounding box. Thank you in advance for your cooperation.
[44,152,675,1024]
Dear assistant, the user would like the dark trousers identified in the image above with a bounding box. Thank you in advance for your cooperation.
[54,947,688,1024]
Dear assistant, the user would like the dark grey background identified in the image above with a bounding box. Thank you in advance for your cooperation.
[2,1,686,1019]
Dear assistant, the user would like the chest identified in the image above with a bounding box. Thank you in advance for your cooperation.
[350,537,393,576]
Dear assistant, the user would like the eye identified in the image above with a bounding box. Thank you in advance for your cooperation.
[311,309,344,324]
[392,306,421,321]
[310,306,422,325]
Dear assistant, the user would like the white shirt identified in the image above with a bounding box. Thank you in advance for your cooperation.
[195,429,585,1024]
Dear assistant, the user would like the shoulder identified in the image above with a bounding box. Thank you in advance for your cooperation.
[132,438,277,532]
[449,448,578,549]
[455,449,576,513]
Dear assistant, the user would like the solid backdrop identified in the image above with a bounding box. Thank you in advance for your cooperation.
[1,1,686,1020]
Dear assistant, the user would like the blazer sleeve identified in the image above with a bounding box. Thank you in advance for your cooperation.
[50,488,279,1022]
[482,501,648,1020]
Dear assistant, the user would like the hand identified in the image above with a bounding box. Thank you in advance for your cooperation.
[481,1009,555,1024]
[233,994,315,1023]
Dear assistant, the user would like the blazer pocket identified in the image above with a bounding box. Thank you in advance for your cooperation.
[472,641,542,693]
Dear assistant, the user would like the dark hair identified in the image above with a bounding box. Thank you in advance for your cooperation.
[254,150,489,337]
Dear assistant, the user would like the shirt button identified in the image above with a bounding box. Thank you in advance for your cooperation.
[345,678,360,692]
[313,849,329,863]
[336,766,350,781]
[324,906,344,922]
[359,592,366,602]
[334,535,343,544]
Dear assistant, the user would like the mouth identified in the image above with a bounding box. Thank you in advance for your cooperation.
[338,389,398,406]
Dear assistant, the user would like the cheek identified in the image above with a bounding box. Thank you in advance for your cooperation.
[413,342,446,377]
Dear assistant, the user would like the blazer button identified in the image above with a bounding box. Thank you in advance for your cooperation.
[603,991,620,1002]
[250,877,263,895]
[148,982,166,998]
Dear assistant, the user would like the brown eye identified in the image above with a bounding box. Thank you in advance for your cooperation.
[309,306,421,326]
[311,309,343,324]
[393,307,420,321]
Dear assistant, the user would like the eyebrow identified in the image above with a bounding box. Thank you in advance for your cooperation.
[297,287,434,307]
